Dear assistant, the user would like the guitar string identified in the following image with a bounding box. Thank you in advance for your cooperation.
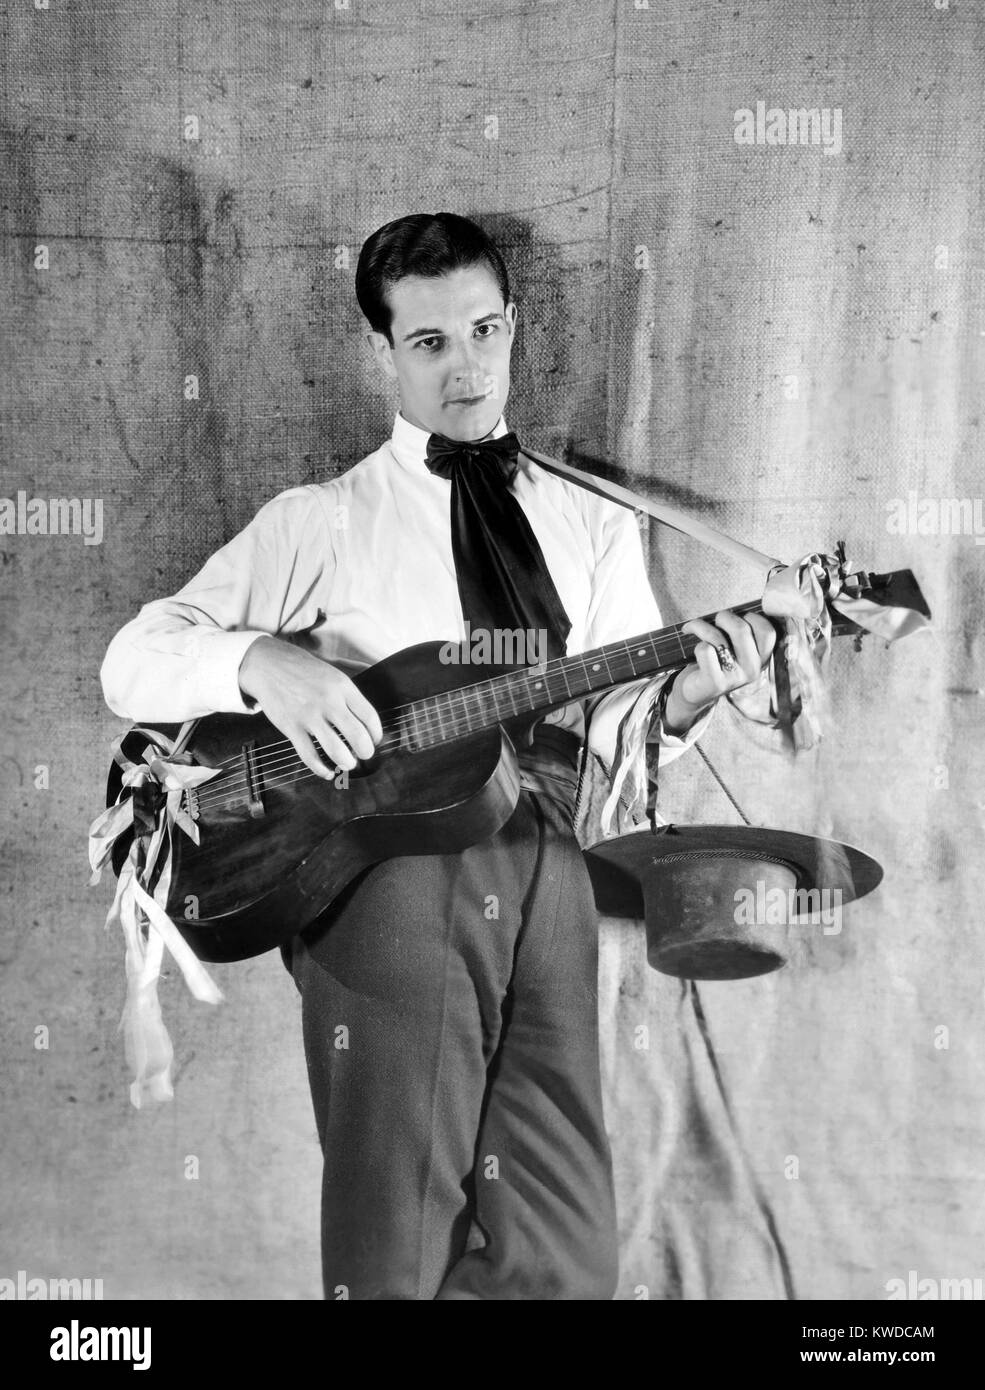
[191,603,761,787]
[189,639,696,810]
[197,650,665,793]
[192,674,660,809]
[191,637,689,798]
[188,624,741,811]
[189,647,704,809]
[190,607,762,810]
[196,623,707,776]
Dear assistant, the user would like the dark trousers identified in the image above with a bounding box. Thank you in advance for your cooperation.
[285,776,618,1301]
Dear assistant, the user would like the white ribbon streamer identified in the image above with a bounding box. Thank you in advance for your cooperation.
[599,676,669,837]
[88,725,222,1109]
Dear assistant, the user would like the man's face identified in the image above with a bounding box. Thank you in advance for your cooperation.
[368,264,517,441]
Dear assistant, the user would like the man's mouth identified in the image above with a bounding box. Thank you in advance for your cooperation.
[447,393,490,406]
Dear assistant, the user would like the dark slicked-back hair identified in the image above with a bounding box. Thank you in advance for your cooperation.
[355,212,511,343]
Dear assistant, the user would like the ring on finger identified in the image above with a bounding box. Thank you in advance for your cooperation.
[715,643,736,673]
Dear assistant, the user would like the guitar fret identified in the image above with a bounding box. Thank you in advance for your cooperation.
[462,684,481,735]
[443,693,464,741]
[446,686,469,738]
[476,683,496,728]
[433,694,447,743]
[480,684,499,725]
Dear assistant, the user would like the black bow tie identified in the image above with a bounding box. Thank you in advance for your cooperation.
[422,429,571,662]
[424,431,521,484]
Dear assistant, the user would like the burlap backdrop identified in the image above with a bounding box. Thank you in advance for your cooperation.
[1,0,981,1299]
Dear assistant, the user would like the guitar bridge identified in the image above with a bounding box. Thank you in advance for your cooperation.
[243,740,265,818]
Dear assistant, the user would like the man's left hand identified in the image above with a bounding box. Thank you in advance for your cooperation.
[662,609,777,736]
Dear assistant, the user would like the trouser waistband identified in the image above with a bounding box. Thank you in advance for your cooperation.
[516,726,582,817]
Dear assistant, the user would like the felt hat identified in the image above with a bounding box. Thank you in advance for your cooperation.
[584,823,883,980]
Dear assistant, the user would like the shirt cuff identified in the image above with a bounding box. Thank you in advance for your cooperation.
[652,700,716,752]
[588,675,716,771]
[186,628,271,715]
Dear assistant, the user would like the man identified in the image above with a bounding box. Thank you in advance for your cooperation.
[101,212,774,1300]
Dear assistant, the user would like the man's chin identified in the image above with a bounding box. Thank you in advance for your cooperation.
[403,397,508,442]
[437,403,504,442]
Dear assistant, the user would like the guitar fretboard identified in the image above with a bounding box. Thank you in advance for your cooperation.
[391,598,764,751]
[181,568,916,815]
[189,597,768,816]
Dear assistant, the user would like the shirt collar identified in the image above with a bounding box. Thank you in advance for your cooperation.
[388,411,510,474]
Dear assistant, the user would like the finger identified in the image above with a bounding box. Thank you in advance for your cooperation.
[687,619,741,678]
[311,718,358,772]
[682,618,729,652]
[744,611,778,663]
[289,726,338,781]
[692,641,731,695]
[714,611,762,677]
[715,609,776,661]
[325,704,377,763]
[345,686,384,747]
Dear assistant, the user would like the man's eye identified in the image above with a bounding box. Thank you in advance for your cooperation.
[415,337,442,352]
[474,323,497,338]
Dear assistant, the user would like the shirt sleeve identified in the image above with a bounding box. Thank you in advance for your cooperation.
[581,498,714,769]
[100,484,335,722]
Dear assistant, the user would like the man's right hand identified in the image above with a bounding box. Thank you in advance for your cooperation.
[238,636,383,779]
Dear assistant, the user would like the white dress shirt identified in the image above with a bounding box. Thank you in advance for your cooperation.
[100,413,711,770]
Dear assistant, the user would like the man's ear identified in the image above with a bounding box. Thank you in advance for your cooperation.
[367,330,398,380]
[504,300,518,340]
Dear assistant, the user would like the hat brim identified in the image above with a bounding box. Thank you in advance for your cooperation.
[584,823,883,921]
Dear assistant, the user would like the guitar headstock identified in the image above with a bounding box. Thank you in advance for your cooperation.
[828,568,932,637]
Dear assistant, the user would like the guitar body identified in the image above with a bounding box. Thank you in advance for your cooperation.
[108,643,530,962]
[105,568,930,964]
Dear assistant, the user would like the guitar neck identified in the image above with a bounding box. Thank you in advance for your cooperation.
[397,598,765,751]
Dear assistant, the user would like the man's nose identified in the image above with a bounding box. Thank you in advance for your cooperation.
[448,335,483,381]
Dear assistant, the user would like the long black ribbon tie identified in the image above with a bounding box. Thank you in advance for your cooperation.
[424,431,571,661]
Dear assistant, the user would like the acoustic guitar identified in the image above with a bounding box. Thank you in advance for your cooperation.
[106,568,928,962]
